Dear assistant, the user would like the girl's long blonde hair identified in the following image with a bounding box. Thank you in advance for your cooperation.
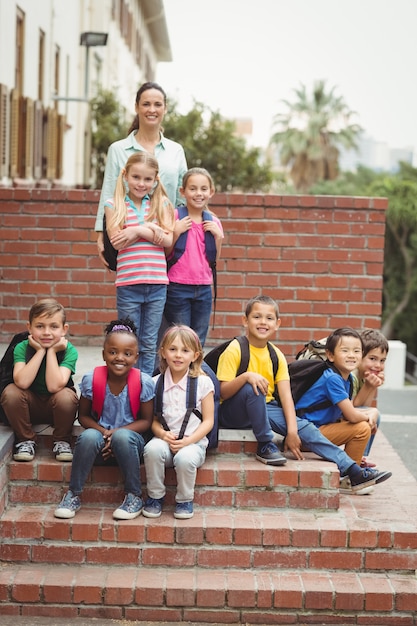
[109,152,174,232]
[158,325,204,378]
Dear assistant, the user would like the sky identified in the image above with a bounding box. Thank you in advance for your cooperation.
[157,0,417,152]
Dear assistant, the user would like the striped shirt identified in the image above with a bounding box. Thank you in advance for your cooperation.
[105,195,169,286]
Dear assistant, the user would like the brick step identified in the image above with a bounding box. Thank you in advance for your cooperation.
[7,448,340,511]
[0,562,416,625]
[2,503,416,575]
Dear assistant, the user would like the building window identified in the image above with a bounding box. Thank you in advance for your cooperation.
[54,44,60,109]
[15,8,25,92]
[38,30,45,101]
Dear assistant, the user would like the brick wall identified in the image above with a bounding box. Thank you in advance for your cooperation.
[0,188,387,358]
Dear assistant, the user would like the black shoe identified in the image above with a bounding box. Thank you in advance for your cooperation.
[256,442,287,466]
[350,467,392,493]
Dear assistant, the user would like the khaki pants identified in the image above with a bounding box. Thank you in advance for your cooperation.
[319,419,371,465]
[1,383,78,443]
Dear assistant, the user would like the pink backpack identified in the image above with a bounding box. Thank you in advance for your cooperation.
[91,365,141,420]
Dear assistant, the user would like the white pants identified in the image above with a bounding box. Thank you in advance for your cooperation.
[144,437,206,503]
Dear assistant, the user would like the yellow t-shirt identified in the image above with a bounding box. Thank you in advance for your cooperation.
[217,338,289,403]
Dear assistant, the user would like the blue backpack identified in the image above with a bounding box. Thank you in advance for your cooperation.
[154,361,220,449]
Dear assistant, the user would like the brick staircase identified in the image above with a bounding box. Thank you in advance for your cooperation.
[0,425,417,625]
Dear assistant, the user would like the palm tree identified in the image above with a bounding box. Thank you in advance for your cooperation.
[270,80,362,192]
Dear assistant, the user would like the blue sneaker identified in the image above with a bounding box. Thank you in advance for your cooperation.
[54,490,81,519]
[350,467,392,493]
[113,493,143,520]
[143,497,164,518]
[174,501,194,519]
[256,442,287,466]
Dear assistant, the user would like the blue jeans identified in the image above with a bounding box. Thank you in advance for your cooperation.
[220,384,356,474]
[117,283,167,375]
[69,428,145,496]
[219,383,275,442]
[267,401,356,475]
[164,282,212,347]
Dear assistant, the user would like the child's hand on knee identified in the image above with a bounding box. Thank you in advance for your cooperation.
[245,372,268,396]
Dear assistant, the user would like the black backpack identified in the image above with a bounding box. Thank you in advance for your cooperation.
[103,213,118,271]
[287,359,353,416]
[154,361,219,449]
[0,331,75,425]
[204,335,279,401]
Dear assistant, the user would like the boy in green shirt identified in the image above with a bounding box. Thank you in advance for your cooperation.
[0,298,78,462]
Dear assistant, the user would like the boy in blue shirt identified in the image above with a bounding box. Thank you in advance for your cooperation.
[291,327,391,494]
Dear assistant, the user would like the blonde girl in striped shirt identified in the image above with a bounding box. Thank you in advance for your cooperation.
[105,152,174,375]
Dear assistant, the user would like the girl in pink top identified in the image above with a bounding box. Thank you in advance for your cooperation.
[105,152,174,375]
[164,168,223,346]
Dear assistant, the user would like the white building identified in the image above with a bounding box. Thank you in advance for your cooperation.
[339,135,414,173]
[0,0,171,187]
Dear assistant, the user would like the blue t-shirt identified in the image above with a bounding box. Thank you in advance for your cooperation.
[80,369,155,429]
[295,368,351,426]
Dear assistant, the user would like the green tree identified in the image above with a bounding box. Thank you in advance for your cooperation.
[90,88,129,188]
[270,80,362,192]
[310,163,417,352]
[368,174,417,344]
[163,100,274,192]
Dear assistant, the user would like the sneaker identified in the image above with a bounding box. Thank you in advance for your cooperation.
[13,440,36,462]
[256,442,287,466]
[350,467,392,493]
[174,501,194,519]
[53,441,73,462]
[339,476,374,496]
[54,490,81,519]
[113,493,143,520]
[143,497,164,518]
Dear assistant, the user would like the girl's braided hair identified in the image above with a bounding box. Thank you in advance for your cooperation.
[104,318,137,338]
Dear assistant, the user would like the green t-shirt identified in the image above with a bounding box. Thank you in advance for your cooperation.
[13,340,78,396]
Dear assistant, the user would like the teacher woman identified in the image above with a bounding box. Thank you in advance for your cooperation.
[95,81,187,266]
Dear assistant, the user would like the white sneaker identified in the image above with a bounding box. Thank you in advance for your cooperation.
[113,493,143,520]
[13,440,36,461]
[339,475,374,496]
[53,441,73,462]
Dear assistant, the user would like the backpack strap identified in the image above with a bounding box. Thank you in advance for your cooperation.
[154,374,166,425]
[92,366,107,419]
[178,376,200,439]
[155,373,201,439]
[236,336,250,376]
[92,366,141,420]
[166,205,188,270]
[202,209,217,327]
[235,336,279,400]
[266,342,279,401]
[126,368,141,419]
